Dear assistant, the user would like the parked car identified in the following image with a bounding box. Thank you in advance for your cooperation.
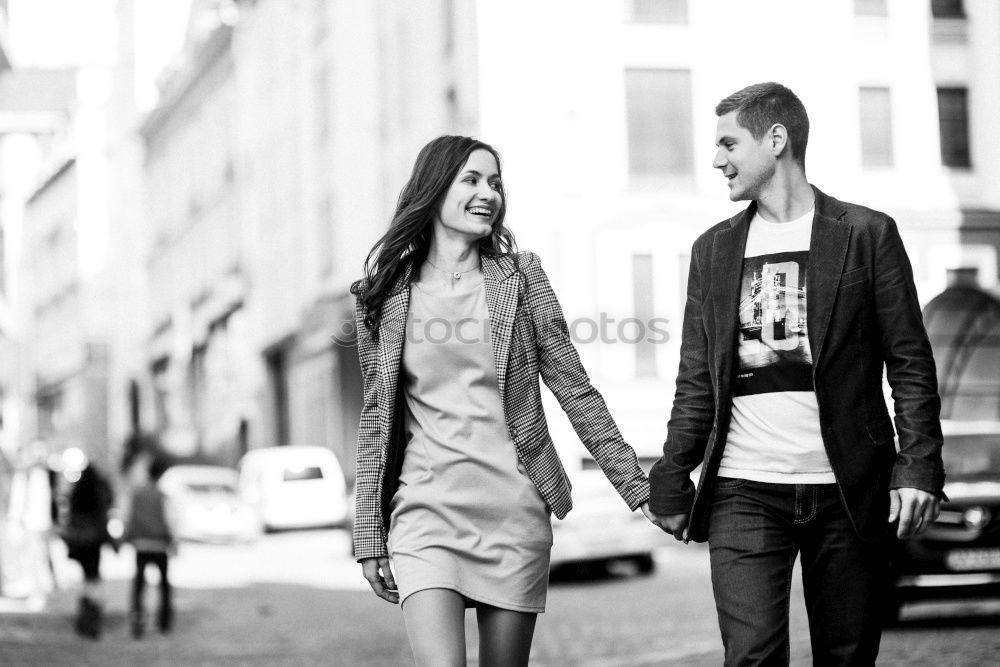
[157,465,262,544]
[549,469,669,576]
[886,421,1000,622]
[238,446,350,532]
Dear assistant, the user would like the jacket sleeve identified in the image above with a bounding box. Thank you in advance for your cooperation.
[873,218,946,495]
[647,241,716,516]
[351,284,389,561]
[522,253,650,510]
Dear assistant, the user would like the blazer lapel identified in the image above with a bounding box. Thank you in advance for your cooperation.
[806,188,850,370]
[377,264,412,435]
[711,208,752,387]
[482,254,519,399]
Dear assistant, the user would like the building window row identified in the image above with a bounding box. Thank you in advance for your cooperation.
[625,74,972,180]
[854,0,966,18]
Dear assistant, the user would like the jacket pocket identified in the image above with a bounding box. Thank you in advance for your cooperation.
[840,266,869,288]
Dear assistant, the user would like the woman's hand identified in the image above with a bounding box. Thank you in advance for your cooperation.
[361,557,399,604]
[641,503,690,543]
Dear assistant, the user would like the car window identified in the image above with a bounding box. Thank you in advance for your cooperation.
[185,482,237,494]
[943,434,1000,476]
[282,466,324,482]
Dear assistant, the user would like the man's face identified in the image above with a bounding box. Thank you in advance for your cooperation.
[712,111,776,202]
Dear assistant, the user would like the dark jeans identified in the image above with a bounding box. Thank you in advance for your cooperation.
[708,479,887,667]
[132,551,173,630]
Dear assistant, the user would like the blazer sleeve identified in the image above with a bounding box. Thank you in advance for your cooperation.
[521,253,650,510]
[351,283,389,561]
[647,239,716,516]
[872,218,946,495]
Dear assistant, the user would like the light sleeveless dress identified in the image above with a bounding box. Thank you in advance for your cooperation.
[386,273,553,612]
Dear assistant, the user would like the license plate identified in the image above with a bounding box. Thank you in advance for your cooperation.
[945,548,1000,572]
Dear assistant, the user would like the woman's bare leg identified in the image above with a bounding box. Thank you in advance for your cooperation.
[476,604,537,667]
[401,588,467,666]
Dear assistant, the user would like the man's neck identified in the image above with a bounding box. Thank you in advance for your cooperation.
[755,169,814,223]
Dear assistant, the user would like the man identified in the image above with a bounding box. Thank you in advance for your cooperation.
[647,82,945,665]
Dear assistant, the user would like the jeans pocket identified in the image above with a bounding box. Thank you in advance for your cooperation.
[715,477,749,490]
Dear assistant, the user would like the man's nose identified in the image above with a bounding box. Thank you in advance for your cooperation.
[712,148,727,170]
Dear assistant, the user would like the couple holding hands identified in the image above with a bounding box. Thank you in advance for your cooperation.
[350,82,945,666]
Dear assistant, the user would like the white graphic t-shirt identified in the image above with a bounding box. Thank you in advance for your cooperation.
[718,208,836,484]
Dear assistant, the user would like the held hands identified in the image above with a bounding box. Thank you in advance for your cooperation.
[641,503,690,543]
[889,487,941,539]
[361,557,399,604]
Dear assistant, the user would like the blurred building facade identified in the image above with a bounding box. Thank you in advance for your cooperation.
[3,0,995,486]
[136,0,1000,479]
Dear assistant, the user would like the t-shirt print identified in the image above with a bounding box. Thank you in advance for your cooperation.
[734,250,813,397]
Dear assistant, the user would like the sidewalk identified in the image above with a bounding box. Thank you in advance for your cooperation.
[0,577,413,666]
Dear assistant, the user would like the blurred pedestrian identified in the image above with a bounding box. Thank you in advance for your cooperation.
[646,82,945,665]
[5,443,56,608]
[351,135,654,666]
[124,454,175,638]
[61,461,115,639]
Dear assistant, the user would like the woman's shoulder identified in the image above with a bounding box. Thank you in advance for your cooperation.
[350,277,369,297]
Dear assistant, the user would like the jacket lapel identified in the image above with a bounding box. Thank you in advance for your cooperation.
[377,263,412,435]
[806,187,850,370]
[482,254,519,399]
[711,208,753,386]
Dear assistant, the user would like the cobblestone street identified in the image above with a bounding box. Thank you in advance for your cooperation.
[1,531,999,665]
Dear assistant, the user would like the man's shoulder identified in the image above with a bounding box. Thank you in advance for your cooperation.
[816,189,893,232]
[693,215,741,248]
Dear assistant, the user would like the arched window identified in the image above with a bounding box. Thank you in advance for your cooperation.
[923,285,1000,421]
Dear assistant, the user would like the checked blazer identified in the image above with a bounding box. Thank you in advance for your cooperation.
[352,251,651,562]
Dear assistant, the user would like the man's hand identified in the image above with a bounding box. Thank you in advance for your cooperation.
[889,488,941,539]
[361,557,399,604]
[641,503,690,542]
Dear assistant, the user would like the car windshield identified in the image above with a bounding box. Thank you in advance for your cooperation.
[942,433,1000,476]
[282,466,324,482]
[185,481,236,495]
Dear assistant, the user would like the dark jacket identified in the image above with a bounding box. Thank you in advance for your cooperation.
[352,251,651,561]
[649,186,945,542]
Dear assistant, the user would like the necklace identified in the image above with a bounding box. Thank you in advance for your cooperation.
[425,257,480,280]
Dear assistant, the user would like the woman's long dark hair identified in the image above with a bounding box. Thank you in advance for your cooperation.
[352,135,517,338]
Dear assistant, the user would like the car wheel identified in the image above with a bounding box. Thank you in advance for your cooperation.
[634,553,655,575]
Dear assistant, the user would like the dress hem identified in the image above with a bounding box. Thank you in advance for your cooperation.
[399,582,546,614]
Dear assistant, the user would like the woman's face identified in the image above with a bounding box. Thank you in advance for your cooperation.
[433,149,502,242]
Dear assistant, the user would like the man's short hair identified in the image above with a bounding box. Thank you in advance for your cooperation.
[716,82,809,166]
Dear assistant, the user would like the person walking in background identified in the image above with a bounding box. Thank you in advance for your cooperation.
[61,461,115,640]
[124,454,175,638]
[645,82,945,665]
[351,135,655,666]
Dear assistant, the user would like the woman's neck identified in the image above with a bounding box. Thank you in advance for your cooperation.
[422,236,481,287]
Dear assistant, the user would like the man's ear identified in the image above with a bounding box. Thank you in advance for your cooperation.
[769,123,789,158]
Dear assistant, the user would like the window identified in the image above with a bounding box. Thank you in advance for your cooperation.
[317,193,333,277]
[630,0,687,23]
[937,87,971,168]
[854,0,887,16]
[625,69,693,178]
[859,87,894,167]
[931,0,965,19]
[632,253,657,376]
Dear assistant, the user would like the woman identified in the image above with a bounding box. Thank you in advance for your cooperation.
[352,135,654,666]
[61,462,115,639]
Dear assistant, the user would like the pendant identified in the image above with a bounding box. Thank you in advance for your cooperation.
[453,272,461,279]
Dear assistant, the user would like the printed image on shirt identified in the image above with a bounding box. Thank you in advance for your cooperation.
[734,250,813,397]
